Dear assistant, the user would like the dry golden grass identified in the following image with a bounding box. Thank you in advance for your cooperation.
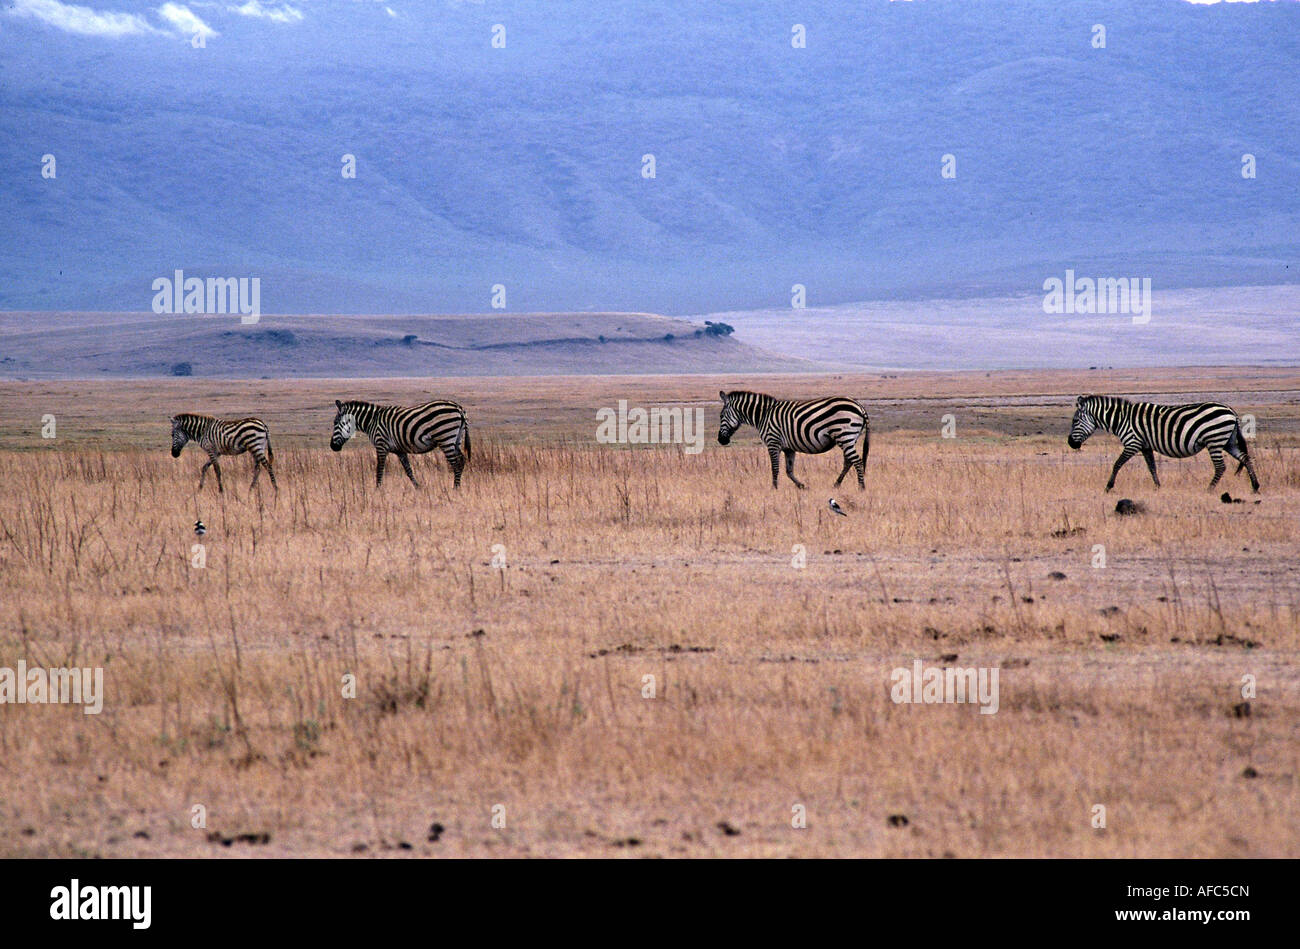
[0,371,1297,857]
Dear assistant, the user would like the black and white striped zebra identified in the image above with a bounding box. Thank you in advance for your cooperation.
[170,413,277,492]
[717,390,869,490]
[1068,394,1259,493]
[330,399,470,488]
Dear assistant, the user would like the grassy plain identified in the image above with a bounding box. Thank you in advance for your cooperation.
[0,368,1297,857]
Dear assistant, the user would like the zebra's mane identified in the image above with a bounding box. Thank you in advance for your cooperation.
[339,399,400,411]
[1081,394,1131,408]
[336,399,382,417]
[336,400,395,434]
[722,391,777,428]
[339,398,464,415]
[172,412,214,424]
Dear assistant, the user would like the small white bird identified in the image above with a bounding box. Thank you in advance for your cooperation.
[194,519,207,537]
[828,498,847,517]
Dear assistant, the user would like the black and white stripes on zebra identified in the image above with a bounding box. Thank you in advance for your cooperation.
[1068,395,1259,493]
[717,390,869,490]
[170,413,277,492]
[330,398,471,488]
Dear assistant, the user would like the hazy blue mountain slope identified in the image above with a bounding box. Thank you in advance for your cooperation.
[1,0,1297,315]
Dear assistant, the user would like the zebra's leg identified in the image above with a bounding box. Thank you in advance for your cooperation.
[768,446,781,489]
[1242,447,1260,493]
[1225,440,1260,492]
[1104,448,1135,492]
[446,448,464,488]
[250,455,262,490]
[198,459,211,490]
[783,449,806,489]
[1140,447,1160,488]
[834,457,853,487]
[834,438,864,490]
[397,452,420,487]
[374,448,388,487]
[1207,446,1227,489]
[211,457,224,493]
[258,435,278,490]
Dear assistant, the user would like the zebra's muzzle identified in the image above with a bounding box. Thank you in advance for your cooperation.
[171,447,181,458]
[1067,436,1081,450]
[717,433,730,445]
[330,440,343,452]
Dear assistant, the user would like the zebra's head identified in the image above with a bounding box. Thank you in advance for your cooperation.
[1068,396,1099,450]
[330,400,357,452]
[717,391,741,445]
[170,416,188,457]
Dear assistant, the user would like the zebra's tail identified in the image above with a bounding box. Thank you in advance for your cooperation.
[459,410,471,465]
[860,405,870,460]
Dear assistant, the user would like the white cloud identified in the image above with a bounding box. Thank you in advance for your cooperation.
[158,2,218,38]
[228,1,304,24]
[7,0,226,39]
[7,0,159,37]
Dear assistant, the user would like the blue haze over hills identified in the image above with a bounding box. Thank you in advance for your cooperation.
[1,0,1298,316]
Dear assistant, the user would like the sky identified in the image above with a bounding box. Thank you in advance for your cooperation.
[2,0,1298,315]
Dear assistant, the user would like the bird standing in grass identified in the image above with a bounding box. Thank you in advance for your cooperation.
[828,498,847,517]
[194,519,207,537]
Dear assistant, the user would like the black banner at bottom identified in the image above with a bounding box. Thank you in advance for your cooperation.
[0,857,1277,937]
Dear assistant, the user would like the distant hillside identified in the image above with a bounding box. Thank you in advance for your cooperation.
[2,0,1298,315]
[707,285,1300,372]
[0,312,816,378]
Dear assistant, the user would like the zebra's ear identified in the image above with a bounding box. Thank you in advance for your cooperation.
[1076,396,1085,406]
[719,390,727,401]
[335,400,343,411]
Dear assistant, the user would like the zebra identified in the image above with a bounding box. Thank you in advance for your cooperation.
[717,390,869,490]
[1067,394,1259,493]
[330,398,470,488]
[170,413,277,493]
